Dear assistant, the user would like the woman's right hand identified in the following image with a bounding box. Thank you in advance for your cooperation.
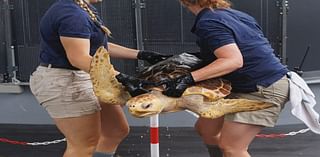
[115,73,155,97]
[137,50,173,64]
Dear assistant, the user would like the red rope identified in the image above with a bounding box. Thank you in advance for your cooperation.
[0,138,28,145]
[255,133,287,138]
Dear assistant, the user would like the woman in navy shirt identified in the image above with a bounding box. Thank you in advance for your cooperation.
[162,0,290,157]
[29,0,169,157]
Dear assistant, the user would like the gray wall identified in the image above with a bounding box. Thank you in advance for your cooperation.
[5,0,137,82]
[286,0,320,71]
[0,83,319,127]
[0,0,7,82]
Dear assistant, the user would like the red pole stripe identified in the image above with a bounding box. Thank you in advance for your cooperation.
[0,138,28,145]
[150,127,159,144]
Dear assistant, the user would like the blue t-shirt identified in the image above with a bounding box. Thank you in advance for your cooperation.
[39,0,108,69]
[191,8,288,92]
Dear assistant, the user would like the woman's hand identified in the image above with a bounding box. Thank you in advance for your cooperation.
[137,50,173,64]
[115,73,155,97]
[161,72,195,97]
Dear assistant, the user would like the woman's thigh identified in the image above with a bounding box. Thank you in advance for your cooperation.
[195,117,224,144]
[99,103,129,134]
[220,121,262,150]
[54,112,101,147]
[195,117,224,135]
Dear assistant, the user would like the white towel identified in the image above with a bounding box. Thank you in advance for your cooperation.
[288,71,320,134]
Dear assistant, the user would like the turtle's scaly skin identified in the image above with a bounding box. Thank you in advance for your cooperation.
[126,80,273,119]
[89,46,130,105]
[183,79,231,101]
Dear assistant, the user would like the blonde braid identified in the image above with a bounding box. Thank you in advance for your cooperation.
[180,0,231,9]
[74,0,111,36]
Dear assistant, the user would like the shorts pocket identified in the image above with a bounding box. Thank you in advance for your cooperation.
[256,85,274,100]
[62,72,96,104]
[30,70,72,105]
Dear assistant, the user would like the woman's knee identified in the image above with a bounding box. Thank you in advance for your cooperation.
[114,124,130,138]
[218,140,249,156]
[54,113,101,155]
[194,118,222,144]
[100,104,130,139]
[64,134,100,156]
[195,122,217,138]
[101,124,130,140]
[68,131,100,147]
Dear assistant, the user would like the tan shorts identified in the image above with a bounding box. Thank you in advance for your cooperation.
[224,76,289,127]
[29,66,101,118]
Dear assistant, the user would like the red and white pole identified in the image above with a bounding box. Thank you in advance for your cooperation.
[150,115,159,157]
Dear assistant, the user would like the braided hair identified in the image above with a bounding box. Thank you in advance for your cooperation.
[74,0,111,36]
[180,0,231,9]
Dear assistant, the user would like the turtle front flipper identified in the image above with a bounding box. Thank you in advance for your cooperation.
[89,46,130,105]
[184,98,273,119]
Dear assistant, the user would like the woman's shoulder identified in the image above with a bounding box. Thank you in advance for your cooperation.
[199,8,256,26]
[47,0,88,19]
[52,2,91,25]
[196,9,228,28]
[199,8,233,23]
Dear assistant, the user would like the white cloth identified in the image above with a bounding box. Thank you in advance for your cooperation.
[288,71,320,134]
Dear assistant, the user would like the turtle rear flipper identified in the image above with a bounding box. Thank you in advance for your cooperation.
[196,99,273,119]
[89,46,130,105]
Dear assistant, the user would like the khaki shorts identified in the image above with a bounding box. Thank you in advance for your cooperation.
[224,76,289,127]
[29,66,101,118]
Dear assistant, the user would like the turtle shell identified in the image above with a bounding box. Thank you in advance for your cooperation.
[139,53,232,100]
[139,53,203,82]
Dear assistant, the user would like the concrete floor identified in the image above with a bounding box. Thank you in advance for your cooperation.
[0,124,319,157]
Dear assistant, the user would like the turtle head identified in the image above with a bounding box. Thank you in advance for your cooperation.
[126,90,180,118]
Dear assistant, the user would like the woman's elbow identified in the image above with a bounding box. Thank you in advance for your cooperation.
[67,54,91,70]
[69,59,79,67]
[67,55,80,67]
[233,58,243,69]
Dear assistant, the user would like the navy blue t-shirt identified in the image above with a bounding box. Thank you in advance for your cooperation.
[39,0,108,69]
[191,8,288,92]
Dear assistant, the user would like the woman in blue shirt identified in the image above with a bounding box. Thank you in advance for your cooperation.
[29,0,169,157]
[161,0,290,157]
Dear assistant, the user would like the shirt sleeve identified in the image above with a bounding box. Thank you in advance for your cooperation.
[57,12,91,39]
[195,19,235,52]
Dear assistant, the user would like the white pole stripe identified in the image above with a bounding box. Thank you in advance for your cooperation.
[150,115,159,157]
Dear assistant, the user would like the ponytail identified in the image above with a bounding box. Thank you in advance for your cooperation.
[74,0,111,36]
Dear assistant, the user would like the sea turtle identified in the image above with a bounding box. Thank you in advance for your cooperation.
[90,46,272,119]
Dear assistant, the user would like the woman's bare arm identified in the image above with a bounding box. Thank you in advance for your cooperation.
[191,43,243,82]
[60,36,92,73]
[107,43,139,59]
